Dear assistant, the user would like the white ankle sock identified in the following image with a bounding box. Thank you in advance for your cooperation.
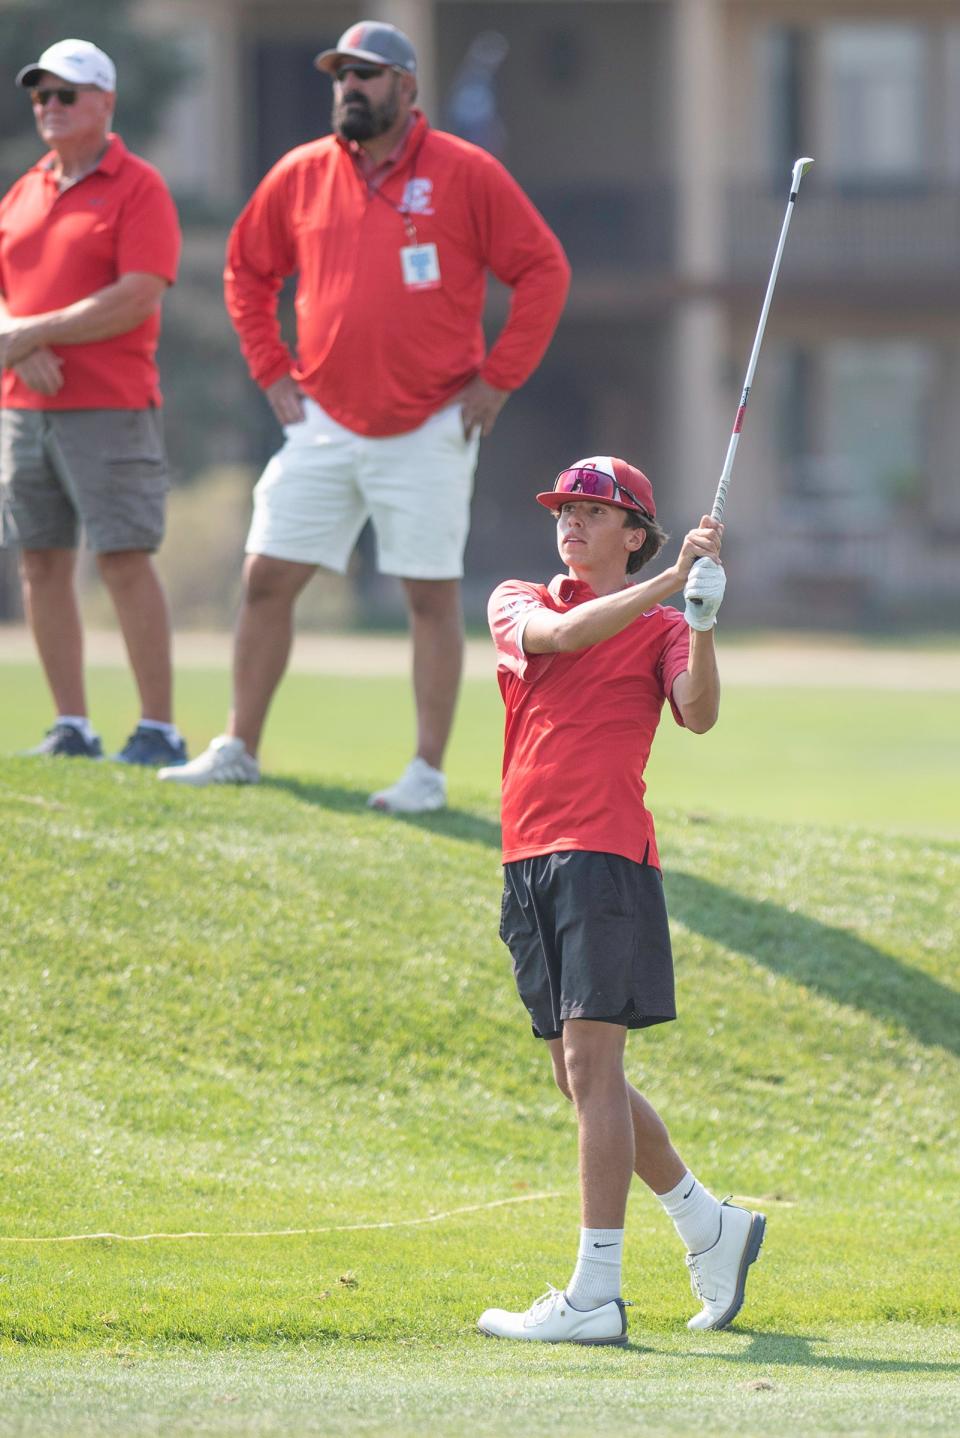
[656,1170,722,1254]
[565,1227,624,1310]
[57,715,96,741]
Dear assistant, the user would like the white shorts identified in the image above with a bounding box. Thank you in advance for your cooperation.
[245,397,480,579]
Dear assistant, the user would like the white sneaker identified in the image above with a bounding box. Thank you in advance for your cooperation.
[368,757,446,813]
[478,1285,628,1346]
[157,735,260,786]
[686,1200,766,1331]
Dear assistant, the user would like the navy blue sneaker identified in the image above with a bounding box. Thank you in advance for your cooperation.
[112,725,188,767]
[25,722,104,759]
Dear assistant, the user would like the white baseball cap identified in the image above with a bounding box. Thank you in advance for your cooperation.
[16,39,116,92]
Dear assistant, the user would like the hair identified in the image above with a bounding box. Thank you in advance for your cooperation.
[623,507,668,575]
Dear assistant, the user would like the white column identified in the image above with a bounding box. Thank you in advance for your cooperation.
[928,344,960,527]
[134,0,243,203]
[667,0,728,520]
[369,0,437,121]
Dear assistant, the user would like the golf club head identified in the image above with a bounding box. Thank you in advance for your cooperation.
[791,156,815,192]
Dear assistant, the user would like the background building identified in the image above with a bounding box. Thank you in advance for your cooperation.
[3,0,959,630]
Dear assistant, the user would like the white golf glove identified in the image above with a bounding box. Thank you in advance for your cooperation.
[684,557,726,631]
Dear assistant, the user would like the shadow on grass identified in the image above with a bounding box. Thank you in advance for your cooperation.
[676,1330,960,1376]
[264,776,502,850]
[665,871,960,1057]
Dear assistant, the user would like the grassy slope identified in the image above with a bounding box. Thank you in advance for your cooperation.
[2,662,960,835]
[0,666,958,1434]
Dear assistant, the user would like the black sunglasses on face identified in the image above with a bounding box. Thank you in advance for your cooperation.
[335,63,387,82]
[30,87,80,107]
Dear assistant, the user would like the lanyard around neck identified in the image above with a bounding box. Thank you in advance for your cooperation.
[363,128,428,243]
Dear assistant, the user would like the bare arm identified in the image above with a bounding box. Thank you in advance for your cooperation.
[671,627,720,733]
[523,516,723,654]
[0,273,168,367]
[0,294,63,395]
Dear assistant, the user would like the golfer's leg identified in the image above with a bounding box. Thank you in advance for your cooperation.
[97,550,173,723]
[626,1080,723,1252]
[556,1037,686,1197]
[562,1019,634,1228]
[627,1084,686,1194]
[553,1042,686,1198]
[229,554,317,756]
[400,577,464,772]
[20,547,87,717]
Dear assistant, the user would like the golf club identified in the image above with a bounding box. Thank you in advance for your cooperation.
[688,156,814,604]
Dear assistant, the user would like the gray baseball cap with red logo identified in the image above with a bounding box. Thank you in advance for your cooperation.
[315,21,417,76]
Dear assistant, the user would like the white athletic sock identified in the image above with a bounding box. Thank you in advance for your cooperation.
[656,1170,722,1254]
[139,719,181,743]
[57,715,96,741]
[565,1227,624,1310]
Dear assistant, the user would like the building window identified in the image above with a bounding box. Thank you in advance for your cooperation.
[758,27,808,181]
[821,25,928,185]
[777,341,930,521]
[823,341,929,508]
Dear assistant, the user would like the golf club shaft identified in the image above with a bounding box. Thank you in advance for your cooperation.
[709,156,814,524]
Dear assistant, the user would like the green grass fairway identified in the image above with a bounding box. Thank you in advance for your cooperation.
[2,659,959,836]
[1,656,958,1435]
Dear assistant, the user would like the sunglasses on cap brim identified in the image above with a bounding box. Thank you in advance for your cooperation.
[552,467,648,513]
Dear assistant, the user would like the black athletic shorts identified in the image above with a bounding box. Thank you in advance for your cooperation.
[499,850,677,1040]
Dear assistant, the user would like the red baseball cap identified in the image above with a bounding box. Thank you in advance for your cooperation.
[537,455,656,517]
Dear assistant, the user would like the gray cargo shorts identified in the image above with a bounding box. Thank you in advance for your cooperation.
[500,850,677,1040]
[0,408,170,553]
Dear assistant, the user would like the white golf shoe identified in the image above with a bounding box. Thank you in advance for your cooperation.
[368,757,446,813]
[157,735,260,786]
[685,1199,766,1331]
[478,1285,628,1346]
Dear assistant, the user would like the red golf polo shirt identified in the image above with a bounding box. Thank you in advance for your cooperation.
[488,575,691,869]
[224,111,570,436]
[0,134,181,409]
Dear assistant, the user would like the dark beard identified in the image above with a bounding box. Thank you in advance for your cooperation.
[333,86,399,142]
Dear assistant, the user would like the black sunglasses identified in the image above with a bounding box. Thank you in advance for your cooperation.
[335,63,387,82]
[30,87,80,107]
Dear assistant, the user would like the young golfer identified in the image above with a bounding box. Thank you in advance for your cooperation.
[480,456,763,1346]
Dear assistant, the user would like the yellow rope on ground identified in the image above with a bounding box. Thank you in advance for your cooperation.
[0,1190,564,1245]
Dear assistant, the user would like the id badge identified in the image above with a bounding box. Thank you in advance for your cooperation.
[400,242,441,290]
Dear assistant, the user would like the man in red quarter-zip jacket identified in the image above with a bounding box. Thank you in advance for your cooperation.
[161,20,570,808]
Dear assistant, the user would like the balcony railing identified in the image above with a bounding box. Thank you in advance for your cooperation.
[530,181,675,273]
[728,184,960,290]
[525,180,960,293]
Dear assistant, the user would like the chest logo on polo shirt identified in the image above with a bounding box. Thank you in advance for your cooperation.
[402,178,434,215]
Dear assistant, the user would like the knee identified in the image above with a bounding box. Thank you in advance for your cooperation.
[562,1041,623,1106]
[242,555,302,607]
[96,549,151,592]
[20,548,69,587]
[562,1047,599,1105]
[404,578,461,623]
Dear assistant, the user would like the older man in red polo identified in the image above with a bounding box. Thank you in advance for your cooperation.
[0,38,186,765]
